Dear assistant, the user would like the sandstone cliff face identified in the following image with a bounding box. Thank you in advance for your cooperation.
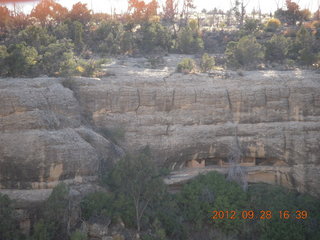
[66,60,320,196]
[0,56,320,197]
[0,78,122,191]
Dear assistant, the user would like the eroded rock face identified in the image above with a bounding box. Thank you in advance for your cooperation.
[64,62,320,196]
[0,57,319,197]
[0,78,122,190]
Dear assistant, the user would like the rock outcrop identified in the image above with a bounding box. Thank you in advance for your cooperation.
[0,77,122,191]
[0,56,320,197]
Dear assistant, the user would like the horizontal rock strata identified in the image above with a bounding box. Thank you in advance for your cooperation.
[0,57,319,197]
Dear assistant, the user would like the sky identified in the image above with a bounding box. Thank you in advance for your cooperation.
[2,0,320,15]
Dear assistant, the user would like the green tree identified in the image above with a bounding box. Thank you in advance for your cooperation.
[40,39,77,76]
[177,26,204,54]
[120,31,135,54]
[31,219,48,240]
[200,53,215,72]
[296,26,317,65]
[138,22,172,53]
[0,45,9,76]
[287,26,318,65]
[265,35,289,62]
[70,21,85,53]
[176,172,247,232]
[248,184,320,240]
[93,20,124,55]
[0,193,18,240]
[17,25,56,52]
[243,18,260,33]
[53,23,69,40]
[108,149,165,232]
[225,35,264,68]
[70,230,87,240]
[80,191,114,220]
[42,183,70,240]
[7,43,39,77]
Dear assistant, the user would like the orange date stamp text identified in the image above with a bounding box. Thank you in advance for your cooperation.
[210,210,308,220]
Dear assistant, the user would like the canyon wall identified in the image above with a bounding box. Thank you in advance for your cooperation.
[0,59,319,197]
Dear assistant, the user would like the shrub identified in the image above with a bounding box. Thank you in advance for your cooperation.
[107,150,165,232]
[248,184,320,240]
[243,18,260,33]
[71,21,85,54]
[42,183,70,240]
[176,172,247,232]
[286,26,319,65]
[31,219,48,240]
[53,23,69,40]
[120,31,135,54]
[265,18,281,32]
[40,39,77,76]
[225,35,264,68]
[177,26,204,54]
[97,32,121,56]
[138,22,172,53]
[296,27,318,65]
[17,25,56,52]
[265,35,289,62]
[80,191,114,220]
[99,127,125,144]
[6,43,39,76]
[93,21,128,55]
[0,45,9,76]
[78,58,108,77]
[200,53,215,72]
[0,194,19,240]
[176,58,196,73]
[70,230,87,240]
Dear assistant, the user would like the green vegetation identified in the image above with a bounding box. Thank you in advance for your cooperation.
[0,194,19,240]
[107,148,165,232]
[176,58,196,73]
[225,35,264,68]
[34,183,70,240]
[70,230,87,240]
[265,35,289,62]
[265,18,281,32]
[177,26,204,54]
[81,191,114,220]
[0,0,319,77]
[98,127,125,144]
[138,22,172,53]
[248,184,320,240]
[80,169,320,240]
[1,167,320,240]
[200,53,215,72]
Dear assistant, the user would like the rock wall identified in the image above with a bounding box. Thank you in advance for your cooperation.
[65,66,320,197]
[0,60,319,197]
[0,78,122,190]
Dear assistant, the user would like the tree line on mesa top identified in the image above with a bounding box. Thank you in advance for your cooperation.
[0,0,319,77]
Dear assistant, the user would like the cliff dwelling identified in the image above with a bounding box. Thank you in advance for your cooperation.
[185,157,288,169]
